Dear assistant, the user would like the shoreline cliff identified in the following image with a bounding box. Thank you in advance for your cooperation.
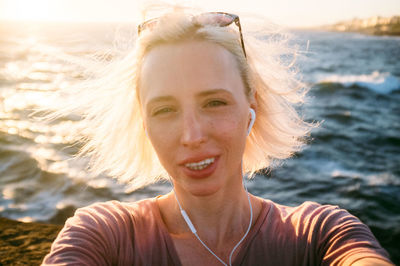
[321,16,400,36]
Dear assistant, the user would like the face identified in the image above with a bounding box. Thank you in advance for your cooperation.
[140,40,254,197]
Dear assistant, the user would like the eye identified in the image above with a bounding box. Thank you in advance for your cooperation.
[152,106,175,116]
[204,100,227,108]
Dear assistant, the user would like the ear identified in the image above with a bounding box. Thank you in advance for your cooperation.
[248,90,258,113]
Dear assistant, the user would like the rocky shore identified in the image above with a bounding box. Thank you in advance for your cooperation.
[0,217,62,265]
[322,15,400,36]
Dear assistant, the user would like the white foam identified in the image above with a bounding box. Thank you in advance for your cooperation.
[332,169,400,186]
[318,71,400,94]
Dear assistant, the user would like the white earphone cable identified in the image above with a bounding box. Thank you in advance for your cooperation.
[229,185,253,265]
[172,181,252,266]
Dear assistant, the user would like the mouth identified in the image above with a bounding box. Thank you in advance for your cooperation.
[184,157,215,171]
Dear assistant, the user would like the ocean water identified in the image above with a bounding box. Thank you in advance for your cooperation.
[0,22,399,262]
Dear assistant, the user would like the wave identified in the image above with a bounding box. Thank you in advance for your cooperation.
[315,71,400,94]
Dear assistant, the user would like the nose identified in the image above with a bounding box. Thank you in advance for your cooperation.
[180,110,207,148]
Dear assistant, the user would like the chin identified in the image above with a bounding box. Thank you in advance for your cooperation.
[183,179,226,197]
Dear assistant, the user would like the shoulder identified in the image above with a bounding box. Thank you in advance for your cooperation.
[60,199,155,233]
[258,199,352,237]
[42,198,158,265]
[259,199,392,265]
[263,199,377,244]
[263,200,370,233]
[266,199,343,218]
[72,198,156,222]
[260,200,352,231]
[63,198,159,242]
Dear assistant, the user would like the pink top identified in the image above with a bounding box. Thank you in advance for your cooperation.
[42,198,392,265]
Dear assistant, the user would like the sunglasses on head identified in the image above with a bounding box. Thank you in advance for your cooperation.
[137,12,247,58]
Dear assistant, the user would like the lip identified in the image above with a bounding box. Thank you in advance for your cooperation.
[179,155,220,179]
[178,154,219,166]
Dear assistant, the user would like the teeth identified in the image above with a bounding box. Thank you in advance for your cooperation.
[185,157,215,170]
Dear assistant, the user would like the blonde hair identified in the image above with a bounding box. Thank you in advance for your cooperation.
[45,6,312,191]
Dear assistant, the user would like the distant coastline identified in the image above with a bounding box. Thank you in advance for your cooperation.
[320,16,400,36]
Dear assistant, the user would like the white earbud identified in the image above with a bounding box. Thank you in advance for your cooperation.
[247,108,256,136]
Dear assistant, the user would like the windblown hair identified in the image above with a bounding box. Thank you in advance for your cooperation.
[46,5,312,191]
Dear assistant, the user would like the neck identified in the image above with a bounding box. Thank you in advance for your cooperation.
[170,178,252,247]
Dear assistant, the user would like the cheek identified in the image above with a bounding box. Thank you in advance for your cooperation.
[209,115,247,148]
[148,128,176,154]
[148,135,178,174]
[146,121,182,172]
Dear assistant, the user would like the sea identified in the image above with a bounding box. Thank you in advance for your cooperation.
[0,21,399,262]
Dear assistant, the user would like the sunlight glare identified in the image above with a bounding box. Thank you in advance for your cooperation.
[2,0,56,21]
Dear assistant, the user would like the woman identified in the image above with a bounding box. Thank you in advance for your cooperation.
[42,8,392,266]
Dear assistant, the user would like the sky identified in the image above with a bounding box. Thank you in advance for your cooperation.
[0,0,399,27]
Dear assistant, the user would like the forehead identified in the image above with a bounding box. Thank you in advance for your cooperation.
[139,40,245,104]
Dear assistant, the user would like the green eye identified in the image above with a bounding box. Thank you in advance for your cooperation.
[205,100,226,107]
[153,107,174,116]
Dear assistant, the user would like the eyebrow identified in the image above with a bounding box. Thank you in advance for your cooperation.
[147,95,174,106]
[146,88,233,107]
[197,88,233,97]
